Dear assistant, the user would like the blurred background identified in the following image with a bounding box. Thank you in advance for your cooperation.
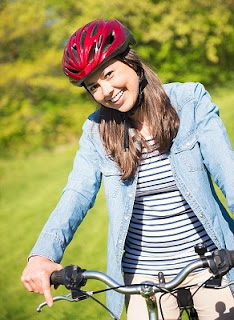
[0,0,234,319]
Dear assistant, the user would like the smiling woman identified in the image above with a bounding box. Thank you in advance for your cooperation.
[21,19,234,320]
[84,59,139,113]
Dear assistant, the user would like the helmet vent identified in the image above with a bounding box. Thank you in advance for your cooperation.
[88,42,96,63]
[80,30,87,50]
[97,34,102,48]
[91,23,99,37]
[65,48,71,59]
[103,31,115,53]
[71,44,79,62]
[67,67,79,74]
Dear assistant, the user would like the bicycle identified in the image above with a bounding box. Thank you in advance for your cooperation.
[37,245,234,320]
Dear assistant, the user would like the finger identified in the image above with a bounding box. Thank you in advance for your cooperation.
[41,276,53,307]
[22,281,34,292]
[21,274,39,293]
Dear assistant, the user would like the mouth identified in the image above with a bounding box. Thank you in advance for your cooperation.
[110,90,124,103]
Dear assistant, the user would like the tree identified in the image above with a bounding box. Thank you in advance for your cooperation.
[0,0,234,156]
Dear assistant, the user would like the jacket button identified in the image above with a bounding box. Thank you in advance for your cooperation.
[200,214,204,218]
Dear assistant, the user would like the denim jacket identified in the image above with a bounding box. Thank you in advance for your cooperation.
[30,82,234,318]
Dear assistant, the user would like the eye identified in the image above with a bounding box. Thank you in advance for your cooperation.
[105,70,113,78]
[89,83,99,93]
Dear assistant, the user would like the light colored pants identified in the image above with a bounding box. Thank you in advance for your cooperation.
[124,270,234,320]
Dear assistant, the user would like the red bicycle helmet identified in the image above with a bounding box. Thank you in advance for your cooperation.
[62,19,136,86]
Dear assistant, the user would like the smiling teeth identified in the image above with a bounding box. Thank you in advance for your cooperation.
[111,90,124,103]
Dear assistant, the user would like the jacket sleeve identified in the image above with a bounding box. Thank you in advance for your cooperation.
[29,119,102,263]
[194,83,234,214]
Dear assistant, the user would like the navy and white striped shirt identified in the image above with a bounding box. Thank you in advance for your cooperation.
[122,138,216,277]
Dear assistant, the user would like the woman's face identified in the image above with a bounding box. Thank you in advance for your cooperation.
[84,59,139,113]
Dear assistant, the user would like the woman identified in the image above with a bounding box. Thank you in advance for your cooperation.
[21,19,234,319]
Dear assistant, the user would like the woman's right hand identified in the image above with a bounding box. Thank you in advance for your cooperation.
[21,256,63,307]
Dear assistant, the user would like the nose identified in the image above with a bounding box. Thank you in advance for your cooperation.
[101,81,114,99]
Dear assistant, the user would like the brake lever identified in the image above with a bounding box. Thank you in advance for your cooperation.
[37,290,93,312]
[37,293,74,312]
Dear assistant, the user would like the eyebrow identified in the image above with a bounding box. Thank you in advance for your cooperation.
[85,81,95,88]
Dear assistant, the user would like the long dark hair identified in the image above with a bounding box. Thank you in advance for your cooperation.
[98,49,179,180]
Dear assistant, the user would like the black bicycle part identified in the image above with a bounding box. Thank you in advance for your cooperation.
[71,289,89,300]
[208,249,234,277]
[177,288,198,320]
[194,243,207,256]
[204,275,222,288]
[50,265,87,291]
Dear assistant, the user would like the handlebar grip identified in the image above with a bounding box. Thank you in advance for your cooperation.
[208,249,234,277]
[50,269,66,286]
[50,265,86,290]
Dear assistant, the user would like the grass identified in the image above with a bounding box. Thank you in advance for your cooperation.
[0,83,233,320]
[0,146,110,320]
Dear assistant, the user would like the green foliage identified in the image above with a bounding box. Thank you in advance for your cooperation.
[131,0,234,83]
[0,0,94,156]
[0,0,234,156]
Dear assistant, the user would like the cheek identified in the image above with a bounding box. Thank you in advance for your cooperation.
[114,77,126,88]
[92,92,102,103]
[131,81,139,98]
[127,73,139,95]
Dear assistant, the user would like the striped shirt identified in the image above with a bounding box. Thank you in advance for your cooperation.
[122,138,216,277]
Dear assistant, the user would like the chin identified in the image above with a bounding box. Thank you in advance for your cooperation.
[120,102,135,113]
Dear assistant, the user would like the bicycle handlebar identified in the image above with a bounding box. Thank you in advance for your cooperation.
[50,248,234,295]
[36,248,234,315]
